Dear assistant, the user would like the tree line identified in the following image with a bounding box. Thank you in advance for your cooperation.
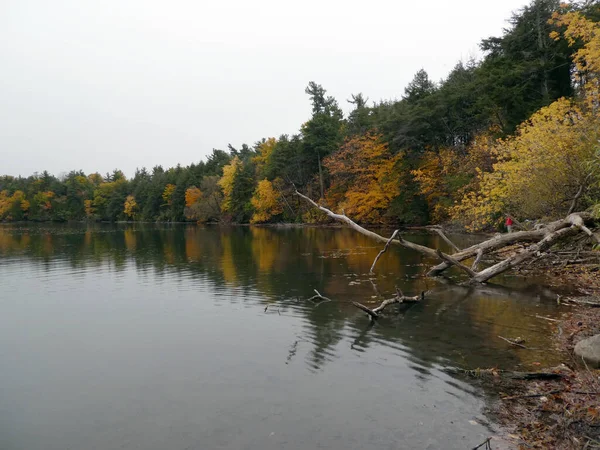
[2,0,599,229]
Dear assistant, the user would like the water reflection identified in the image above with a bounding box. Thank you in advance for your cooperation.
[0,223,565,374]
[0,223,569,450]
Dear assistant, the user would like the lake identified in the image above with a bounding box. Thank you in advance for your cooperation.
[0,223,566,450]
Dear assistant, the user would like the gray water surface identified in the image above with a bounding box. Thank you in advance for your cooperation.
[0,224,565,450]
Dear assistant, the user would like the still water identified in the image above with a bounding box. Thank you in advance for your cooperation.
[0,224,566,450]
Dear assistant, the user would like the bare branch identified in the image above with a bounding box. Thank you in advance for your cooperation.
[370,230,400,274]
[307,289,333,306]
[568,173,592,215]
[352,290,424,320]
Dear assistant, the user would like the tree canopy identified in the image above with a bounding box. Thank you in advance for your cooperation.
[1,0,599,228]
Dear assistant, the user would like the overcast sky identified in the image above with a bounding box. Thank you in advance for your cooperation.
[1,0,530,178]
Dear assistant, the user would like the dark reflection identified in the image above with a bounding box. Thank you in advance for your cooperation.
[0,222,566,374]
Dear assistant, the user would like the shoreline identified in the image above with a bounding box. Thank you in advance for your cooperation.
[487,264,600,449]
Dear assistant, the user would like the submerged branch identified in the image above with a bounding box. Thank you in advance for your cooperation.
[352,290,424,320]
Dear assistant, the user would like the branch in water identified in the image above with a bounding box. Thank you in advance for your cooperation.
[369,229,400,274]
[352,290,424,320]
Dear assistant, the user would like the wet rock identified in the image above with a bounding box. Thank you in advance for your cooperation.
[574,334,600,368]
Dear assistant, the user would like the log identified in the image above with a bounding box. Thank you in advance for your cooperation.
[468,223,582,284]
[435,248,477,278]
[295,190,597,284]
[427,212,594,276]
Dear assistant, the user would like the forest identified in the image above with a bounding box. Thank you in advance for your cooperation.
[2,0,600,231]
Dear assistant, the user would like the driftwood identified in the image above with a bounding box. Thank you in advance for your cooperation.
[352,289,424,320]
[295,191,599,285]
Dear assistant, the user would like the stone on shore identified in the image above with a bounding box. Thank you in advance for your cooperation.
[574,334,600,368]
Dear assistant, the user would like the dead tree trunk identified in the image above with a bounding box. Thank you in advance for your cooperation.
[295,191,598,285]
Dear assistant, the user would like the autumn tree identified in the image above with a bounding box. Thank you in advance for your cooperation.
[185,176,223,222]
[324,132,401,223]
[0,190,29,220]
[252,138,277,179]
[31,190,55,220]
[250,179,283,223]
[219,156,241,214]
[412,132,498,223]
[123,195,138,219]
[452,98,600,230]
[162,184,176,206]
[184,186,202,220]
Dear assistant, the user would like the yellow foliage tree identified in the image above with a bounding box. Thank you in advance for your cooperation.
[84,199,94,218]
[551,10,600,110]
[123,195,138,219]
[250,179,283,223]
[0,190,29,219]
[0,191,10,217]
[218,156,241,212]
[252,138,277,177]
[452,12,600,231]
[162,184,176,206]
[324,132,401,223]
[452,98,599,230]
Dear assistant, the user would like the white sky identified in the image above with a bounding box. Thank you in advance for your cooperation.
[1,0,530,178]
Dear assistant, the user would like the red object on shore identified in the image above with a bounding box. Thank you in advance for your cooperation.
[506,217,513,226]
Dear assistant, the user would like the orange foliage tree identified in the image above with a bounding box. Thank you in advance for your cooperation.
[323,132,401,223]
[184,186,203,220]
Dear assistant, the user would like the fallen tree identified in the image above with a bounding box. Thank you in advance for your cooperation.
[352,288,424,320]
[296,191,599,285]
